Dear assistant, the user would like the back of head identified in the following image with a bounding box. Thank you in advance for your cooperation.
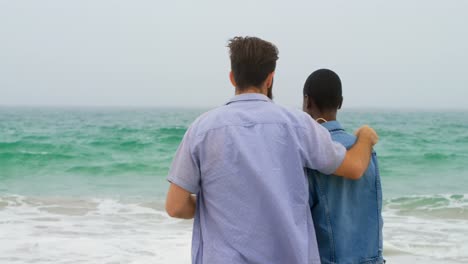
[228,36,279,90]
[303,69,342,112]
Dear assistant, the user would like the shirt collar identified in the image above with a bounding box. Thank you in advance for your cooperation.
[225,93,272,105]
[321,120,345,132]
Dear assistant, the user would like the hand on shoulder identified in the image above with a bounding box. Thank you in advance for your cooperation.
[355,125,379,146]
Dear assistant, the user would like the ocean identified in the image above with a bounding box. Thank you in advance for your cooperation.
[1,107,467,263]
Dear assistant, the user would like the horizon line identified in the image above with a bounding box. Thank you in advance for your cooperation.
[0,104,467,112]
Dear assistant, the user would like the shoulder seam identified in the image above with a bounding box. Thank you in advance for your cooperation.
[194,122,309,137]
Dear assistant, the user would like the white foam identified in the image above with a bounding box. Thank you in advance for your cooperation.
[0,195,192,264]
[383,194,468,262]
[2,194,468,263]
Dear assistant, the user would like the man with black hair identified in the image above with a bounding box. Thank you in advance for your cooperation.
[303,69,384,264]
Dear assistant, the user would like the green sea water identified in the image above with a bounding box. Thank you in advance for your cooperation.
[1,107,468,262]
[0,107,200,198]
[1,107,467,198]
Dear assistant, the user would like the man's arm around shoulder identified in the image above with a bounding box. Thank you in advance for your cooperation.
[334,125,378,180]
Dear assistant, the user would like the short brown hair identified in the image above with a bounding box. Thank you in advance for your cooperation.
[227,36,279,90]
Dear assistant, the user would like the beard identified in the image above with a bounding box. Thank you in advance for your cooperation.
[267,78,274,100]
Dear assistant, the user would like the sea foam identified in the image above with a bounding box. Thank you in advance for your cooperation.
[383,194,468,262]
[0,195,192,264]
[2,194,468,263]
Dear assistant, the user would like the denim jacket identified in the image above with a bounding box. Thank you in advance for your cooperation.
[307,121,384,264]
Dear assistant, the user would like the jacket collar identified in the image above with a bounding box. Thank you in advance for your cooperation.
[321,120,345,132]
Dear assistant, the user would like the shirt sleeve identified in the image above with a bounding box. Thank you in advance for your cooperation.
[301,114,346,175]
[167,125,201,194]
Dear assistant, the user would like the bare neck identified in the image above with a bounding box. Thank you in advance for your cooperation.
[235,86,267,96]
[312,111,338,124]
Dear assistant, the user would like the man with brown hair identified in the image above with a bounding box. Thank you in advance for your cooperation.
[166,36,378,264]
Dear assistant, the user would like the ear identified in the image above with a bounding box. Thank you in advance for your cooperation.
[302,96,309,111]
[265,72,275,88]
[304,96,319,118]
[229,71,237,88]
[304,94,315,109]
[308,97,317,110]
[338,96,343,109]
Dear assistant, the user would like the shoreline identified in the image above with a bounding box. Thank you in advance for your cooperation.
[1,194,467,263]
[385,255,461,264]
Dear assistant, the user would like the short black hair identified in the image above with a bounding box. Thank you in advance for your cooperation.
[303,69,342,111]
[228,36,279,90]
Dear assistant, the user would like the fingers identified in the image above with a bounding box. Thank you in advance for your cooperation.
[354,125,370,136]
[355,125,379,146]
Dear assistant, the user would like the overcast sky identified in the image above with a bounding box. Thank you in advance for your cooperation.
[1,1,467,109]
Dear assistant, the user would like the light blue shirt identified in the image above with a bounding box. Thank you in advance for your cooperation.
[168,93,346,264]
